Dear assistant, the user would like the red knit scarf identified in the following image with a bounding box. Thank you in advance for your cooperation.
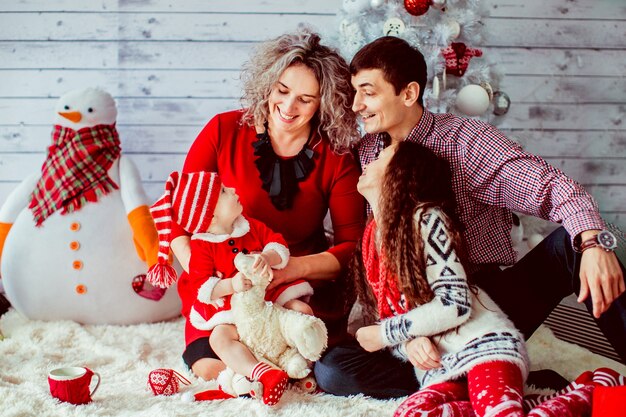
[362,220,408,319]
[29,124,121,226]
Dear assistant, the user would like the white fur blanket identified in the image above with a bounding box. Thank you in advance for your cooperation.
[1,309,625,417]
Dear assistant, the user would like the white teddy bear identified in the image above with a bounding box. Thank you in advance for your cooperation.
[188,253,326,403]
[230,252,328,379]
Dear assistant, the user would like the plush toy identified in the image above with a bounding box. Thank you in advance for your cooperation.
[188,252,326,404]
[194,252,327,379]
[0,88,180,324]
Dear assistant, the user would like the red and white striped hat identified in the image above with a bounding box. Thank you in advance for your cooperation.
[147,171,222,288]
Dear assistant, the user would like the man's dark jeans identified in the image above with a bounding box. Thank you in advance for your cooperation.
[314,227,626,397]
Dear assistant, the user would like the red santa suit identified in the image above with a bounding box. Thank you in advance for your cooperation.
[183,215,313,346]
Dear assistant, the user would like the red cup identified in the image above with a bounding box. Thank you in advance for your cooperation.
[48,366,101,405]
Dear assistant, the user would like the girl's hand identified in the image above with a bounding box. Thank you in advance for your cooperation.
[405,337,441,370]
[231,272,252,293]
[252,253,273,281]
[355,325,384,352]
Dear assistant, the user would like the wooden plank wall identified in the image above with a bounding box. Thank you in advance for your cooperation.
[0,0,624,231]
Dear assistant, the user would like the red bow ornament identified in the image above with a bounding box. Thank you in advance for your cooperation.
[442,42,483,77]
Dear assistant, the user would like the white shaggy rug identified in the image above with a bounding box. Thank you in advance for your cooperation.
[1,309,625,417]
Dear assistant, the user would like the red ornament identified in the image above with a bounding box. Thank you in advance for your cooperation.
[404,0,430,16]
[441,42,483,77]
[147,368,191,396]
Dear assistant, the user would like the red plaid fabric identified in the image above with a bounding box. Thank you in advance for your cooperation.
[358,110,605,267]
[29,124,121,226]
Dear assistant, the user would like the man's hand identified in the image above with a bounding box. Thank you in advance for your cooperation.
[405,337,441,370]
[578,247,624,318]
[231,272,252,293]
[355,325,384,352]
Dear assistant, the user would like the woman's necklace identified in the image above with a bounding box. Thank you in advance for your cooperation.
[252,122,316,210]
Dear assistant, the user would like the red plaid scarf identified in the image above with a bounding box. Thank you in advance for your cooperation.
[362,220,408,319]
[29,124,121,226]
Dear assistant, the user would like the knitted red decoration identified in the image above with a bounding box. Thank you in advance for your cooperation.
[404,0,430,16]
[147,368,191,396]
[442,42,483,77]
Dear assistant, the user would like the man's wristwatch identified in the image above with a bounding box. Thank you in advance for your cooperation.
[576,229,618,253]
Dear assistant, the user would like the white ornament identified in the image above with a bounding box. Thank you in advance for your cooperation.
[383,17,406,37]
[342,0,370,14]
[446,20,461,40]
[456,84,490,116]
[370,0,385,8]
[432,76,440,99]
[431,0,446,9]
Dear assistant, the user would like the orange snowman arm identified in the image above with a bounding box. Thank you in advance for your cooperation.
[0,222,12,265]
[127,205,161,267]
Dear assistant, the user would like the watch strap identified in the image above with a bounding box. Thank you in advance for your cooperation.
[579,236,601,253]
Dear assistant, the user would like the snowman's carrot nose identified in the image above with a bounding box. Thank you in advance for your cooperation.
[58,111,82,123]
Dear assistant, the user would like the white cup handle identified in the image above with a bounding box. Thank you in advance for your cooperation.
[90,372,101,397]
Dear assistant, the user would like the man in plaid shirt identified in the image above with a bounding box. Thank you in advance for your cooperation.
[314,36,625,398]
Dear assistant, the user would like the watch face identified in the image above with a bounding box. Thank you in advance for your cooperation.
[598,230,618,250]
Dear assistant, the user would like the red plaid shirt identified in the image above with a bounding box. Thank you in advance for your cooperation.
[358,109,605,267]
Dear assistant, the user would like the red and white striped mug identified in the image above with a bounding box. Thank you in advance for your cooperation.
[48,366,101,405]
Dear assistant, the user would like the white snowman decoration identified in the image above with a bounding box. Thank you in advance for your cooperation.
[0,88,180,324]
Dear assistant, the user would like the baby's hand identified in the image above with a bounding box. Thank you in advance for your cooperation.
[231,272,252,293]
[252,253,273,281]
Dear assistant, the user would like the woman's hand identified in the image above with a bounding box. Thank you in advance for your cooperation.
[405,337,441,370]
[355,325,384,352]
[266,256,307,290]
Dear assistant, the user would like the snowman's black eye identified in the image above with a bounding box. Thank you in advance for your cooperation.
[87,108,94,113]
[64,105,70,110]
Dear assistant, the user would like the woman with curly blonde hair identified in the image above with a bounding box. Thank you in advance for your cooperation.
[241,28,359,153]
[167,28,365,382]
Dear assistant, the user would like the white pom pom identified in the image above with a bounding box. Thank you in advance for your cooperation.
[181,391,195,403]
[446,20,461,40]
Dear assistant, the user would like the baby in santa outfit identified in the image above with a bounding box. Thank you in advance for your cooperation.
[148,171,313,406]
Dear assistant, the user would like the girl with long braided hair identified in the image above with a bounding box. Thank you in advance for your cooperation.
[352,140,530,417]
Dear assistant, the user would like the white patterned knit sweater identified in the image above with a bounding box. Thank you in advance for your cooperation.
[379,208,529,388]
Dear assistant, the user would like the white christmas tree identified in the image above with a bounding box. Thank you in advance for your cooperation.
[336,0,511,121]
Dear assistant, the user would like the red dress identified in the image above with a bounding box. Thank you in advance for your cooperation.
[175,110,365,344]
[181,216,312,345]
